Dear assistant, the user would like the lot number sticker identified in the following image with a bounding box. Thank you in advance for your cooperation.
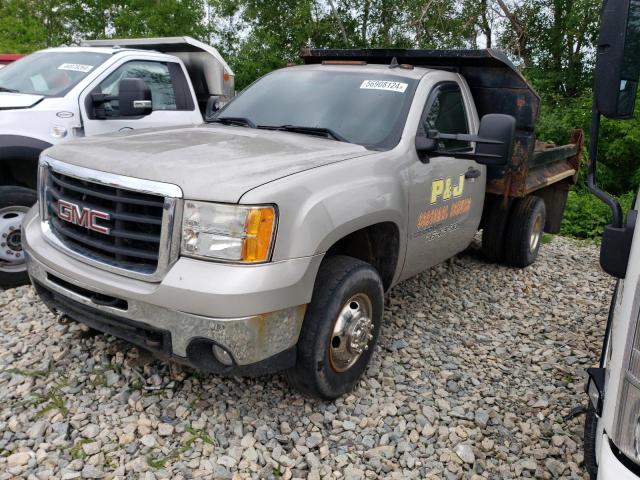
[360,80,408,93]
[58,63,94,73]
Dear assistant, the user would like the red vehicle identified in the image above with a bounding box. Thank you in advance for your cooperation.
[0,54,24,67]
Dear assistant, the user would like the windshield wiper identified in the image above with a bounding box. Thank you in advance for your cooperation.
[0,86,20,93]
[257,125,349,143]
[210,116,256,128]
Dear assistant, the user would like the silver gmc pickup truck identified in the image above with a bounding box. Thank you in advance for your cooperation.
[22,49,583,399]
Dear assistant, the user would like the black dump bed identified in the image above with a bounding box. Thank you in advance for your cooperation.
[301,48,583,198]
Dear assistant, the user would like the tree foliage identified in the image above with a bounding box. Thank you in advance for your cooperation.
[0,0,637,238]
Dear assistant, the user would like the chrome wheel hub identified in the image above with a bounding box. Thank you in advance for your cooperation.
[329,294,374,373]
[0,206,29,273]
[529,213,543,253]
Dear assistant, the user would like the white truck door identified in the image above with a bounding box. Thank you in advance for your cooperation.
[79,59,201,137]
[403,80,485,278]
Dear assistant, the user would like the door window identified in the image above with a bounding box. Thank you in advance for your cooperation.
[422,83,470,152]
[95,61,178,116]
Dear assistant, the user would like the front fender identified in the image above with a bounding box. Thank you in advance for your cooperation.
[240,152,408,262]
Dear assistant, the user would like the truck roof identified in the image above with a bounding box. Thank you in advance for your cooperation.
[287,62,431,81]
[302,48,540,132]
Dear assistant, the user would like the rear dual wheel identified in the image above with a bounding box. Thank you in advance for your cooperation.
[286,255,384,400]
[482,195,546,268]
[504,196,546,268]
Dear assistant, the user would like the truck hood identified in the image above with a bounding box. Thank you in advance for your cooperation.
[0,92,44,109]
[45,124,376,202]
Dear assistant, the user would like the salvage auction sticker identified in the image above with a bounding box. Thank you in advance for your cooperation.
[58,63,94,73]
[360,80,408,93]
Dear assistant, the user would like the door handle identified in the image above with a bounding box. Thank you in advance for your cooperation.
[465,167,481,179]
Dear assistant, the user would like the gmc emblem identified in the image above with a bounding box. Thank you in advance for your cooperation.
[57,199,111,235]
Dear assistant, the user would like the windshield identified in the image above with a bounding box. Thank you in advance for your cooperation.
[0,51,109,97]
[217,68,418,149]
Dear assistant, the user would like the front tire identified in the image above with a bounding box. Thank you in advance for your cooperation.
[503,195,546,268]
[286,255,384,400]
[584,403,598,479]
[0,186,37,289]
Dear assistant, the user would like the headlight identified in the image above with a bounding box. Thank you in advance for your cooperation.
[181,201,276,263]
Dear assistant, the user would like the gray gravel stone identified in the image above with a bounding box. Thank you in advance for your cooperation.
[0,236,607,479]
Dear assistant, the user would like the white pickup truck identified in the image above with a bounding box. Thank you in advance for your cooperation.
[0,36,233,287]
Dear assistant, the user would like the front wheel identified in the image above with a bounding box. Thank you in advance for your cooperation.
[0,186,37,289]
[584,403,599,479]
[286,255,384,400]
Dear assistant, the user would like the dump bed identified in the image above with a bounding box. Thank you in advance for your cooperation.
[83,36,235,106]
[301,48,583,199]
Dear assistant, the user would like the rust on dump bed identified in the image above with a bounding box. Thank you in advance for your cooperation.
[486,128,584,198]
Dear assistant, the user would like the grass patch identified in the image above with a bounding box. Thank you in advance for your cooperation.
[69,438,92,460]
[2,368,48,378]
[22,378,69,419]
[90,366,107,387]
[146,426,215,470]
[541,233,554,245]
[34,390,68,418]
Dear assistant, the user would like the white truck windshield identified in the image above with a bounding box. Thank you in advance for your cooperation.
[217,69,418,149]
[0,51,109,97]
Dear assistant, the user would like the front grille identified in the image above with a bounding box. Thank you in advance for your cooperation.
[39,159,181,280]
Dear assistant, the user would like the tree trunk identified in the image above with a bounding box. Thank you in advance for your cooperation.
[328,0,349,46]
[480,0,492,48]
[495,0,529,66]
[362,0,370,47]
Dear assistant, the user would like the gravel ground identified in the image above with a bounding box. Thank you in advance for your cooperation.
[0,236,613,480]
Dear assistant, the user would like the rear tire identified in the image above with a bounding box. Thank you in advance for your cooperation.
[481,198,511,262]
[503,196,546,268]
[286,255,384,400]
[0,186,37,289]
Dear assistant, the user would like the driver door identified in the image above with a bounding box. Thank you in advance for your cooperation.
[403,81,486,279]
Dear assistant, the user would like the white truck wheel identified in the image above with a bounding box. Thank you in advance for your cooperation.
[0,186,37,288]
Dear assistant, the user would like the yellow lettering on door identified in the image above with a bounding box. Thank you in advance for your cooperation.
[430,179,444,204]
[430,175,465,204]
[452,175,465,197]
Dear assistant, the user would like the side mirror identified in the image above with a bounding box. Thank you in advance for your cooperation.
[595,0,640,119]
[204,95,221,122]
[415,135,437,159]
[421,114,516,166]
[118,78,152,117]
[474,114,516,166]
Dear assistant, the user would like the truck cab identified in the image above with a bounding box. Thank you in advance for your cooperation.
[0,37,233,288]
